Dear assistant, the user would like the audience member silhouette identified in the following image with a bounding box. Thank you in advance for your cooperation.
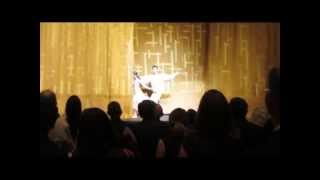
[249,106,271,127]
[183,89,240,159]
[250,110,273,148]
[242,67,280,157]
[229,97,247,146]
[49,95,82,157]
[107,101,138,155]
[266,68,280,131]
[40,90,67,159]
[160,108,188,158]
[185,109,197,129]
[258,68,280,156]
[40,89,58,108]
[131,100,166,158]
[229,97,261,151]
[66,96,82,142]
[76,108,131,158]
[168,108,186,125]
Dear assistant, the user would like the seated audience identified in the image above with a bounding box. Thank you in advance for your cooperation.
[185,109,197,129]
[40,66,280,159]
[107,101,138,154]
[229,97,248,141]
[49,95,82,157]
[182,89,240,159]
[249,106,271,127]
[159,108,188,158]
[131,100,166,159]
[247,68,280,157]
[75,108,134,158]
[40,90,67,159]
[248,106,274,146]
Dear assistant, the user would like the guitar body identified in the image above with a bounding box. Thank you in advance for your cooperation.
[140,82,153,97]
[133,72,153,97]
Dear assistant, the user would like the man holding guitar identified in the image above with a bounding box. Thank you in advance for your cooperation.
[144,65,179,103]
[132,65,179,117]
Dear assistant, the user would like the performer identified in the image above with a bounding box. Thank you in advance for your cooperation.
[143,65,179,104]
[132,65,179,117]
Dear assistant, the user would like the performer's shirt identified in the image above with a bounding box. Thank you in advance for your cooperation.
[142,73,175,94]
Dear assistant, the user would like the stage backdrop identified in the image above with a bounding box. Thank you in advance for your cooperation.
[40,23,279,119]
[40,23,135,118]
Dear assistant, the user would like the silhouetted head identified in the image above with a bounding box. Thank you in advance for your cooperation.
[196,89,231,138]
[152,65,159,75]
[40,89,57,107]
[107,101,122,120]
[138,100,157,122]
[229,97,248,121]
[185,109,197,127]
[265,68,280,126]
[77,108,114,157]
[169,108,186,126]
[40,93,59,138]
[65,95,82,138]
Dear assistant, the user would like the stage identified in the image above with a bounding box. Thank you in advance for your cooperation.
[40,23,280,119]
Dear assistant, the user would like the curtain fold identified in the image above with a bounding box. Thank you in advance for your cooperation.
[40,23,134,118]
[205,23,280,115]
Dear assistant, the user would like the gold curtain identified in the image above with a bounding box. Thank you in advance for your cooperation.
[132,23,280,115]
[40,22,280,118]
[40,23,134,118]
[205,23,280,114]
